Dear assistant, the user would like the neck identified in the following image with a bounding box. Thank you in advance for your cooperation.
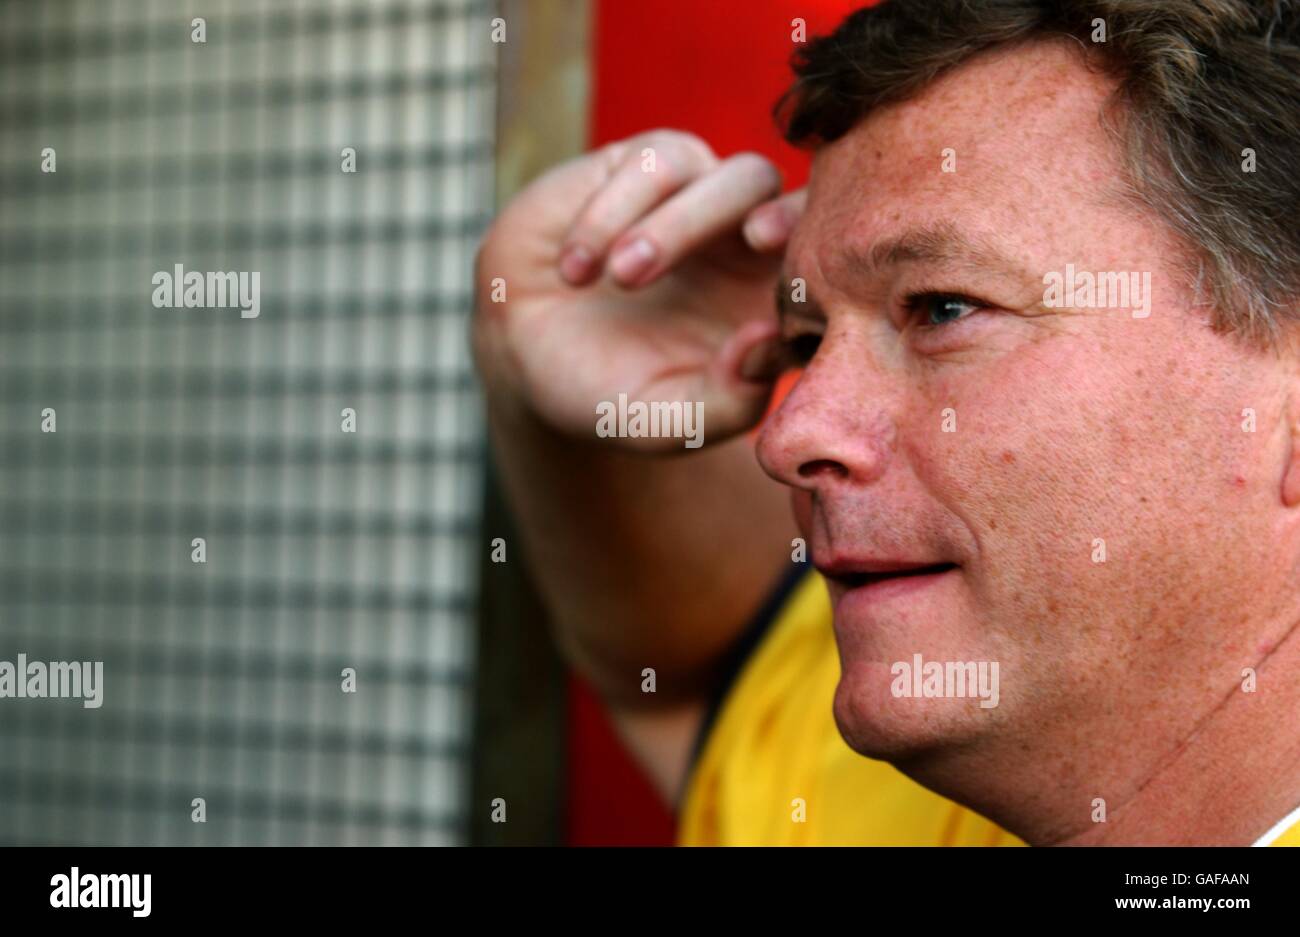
[1058,613,1300,845]
[901,609,1300,846]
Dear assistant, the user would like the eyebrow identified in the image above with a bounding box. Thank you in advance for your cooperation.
[858,222,1023,275]
[777,222,1034,322]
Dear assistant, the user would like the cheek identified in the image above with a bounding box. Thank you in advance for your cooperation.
[907,333,1203,615]
[916,338,1119,542]
[908,326,1268,645]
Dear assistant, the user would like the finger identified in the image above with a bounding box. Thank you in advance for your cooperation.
[559,132,719,285]
[699,318,785,436]
[720,318,786,385]
[605,152,784,288]
[742,188,807,253]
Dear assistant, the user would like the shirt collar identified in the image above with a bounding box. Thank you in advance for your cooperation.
[1252,801,1300,846]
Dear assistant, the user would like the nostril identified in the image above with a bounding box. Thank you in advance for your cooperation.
[798,458,848,480]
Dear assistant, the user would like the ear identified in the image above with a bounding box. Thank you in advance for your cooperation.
[1284,386,1300,508]
[1284,433,1300,507]
[1274,325,1300,507]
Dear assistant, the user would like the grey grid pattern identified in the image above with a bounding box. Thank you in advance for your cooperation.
[0,0,494,845]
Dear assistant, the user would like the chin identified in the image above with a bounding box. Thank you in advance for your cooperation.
[831,666,997,763]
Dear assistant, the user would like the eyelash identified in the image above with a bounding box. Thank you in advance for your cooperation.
[901,291,985,329]
[779,291,990,365]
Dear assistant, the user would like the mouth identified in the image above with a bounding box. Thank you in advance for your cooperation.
[816,560,960,594]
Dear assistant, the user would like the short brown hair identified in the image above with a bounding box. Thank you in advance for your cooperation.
[778,0,1300,346]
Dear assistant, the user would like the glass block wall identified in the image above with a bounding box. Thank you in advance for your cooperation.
[0,0,494,845]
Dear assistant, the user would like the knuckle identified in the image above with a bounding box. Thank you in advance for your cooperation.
[677,132,718,165]
[728,151,782,190]
[645,128,714,164]
[567,201,622,249]
[597,139,629,173]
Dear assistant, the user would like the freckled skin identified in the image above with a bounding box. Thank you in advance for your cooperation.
[756,41,1300,845]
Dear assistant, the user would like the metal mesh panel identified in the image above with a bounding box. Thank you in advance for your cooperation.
[0,0,494,845]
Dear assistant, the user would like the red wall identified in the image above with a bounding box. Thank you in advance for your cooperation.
[566,0,865,846]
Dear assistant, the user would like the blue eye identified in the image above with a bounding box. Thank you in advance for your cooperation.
[908,293,979,327]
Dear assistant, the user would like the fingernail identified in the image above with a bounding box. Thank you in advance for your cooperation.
[559,244,594,283]
[743,209,784,251]
[609,237,656,283]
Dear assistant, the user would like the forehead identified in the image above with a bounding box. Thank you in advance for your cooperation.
[790,40,1133,283]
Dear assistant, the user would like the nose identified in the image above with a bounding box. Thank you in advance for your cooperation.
[755,343,898,493]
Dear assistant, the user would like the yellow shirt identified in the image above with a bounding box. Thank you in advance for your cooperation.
[1269,825,1300,845]
[678,567,1300,846]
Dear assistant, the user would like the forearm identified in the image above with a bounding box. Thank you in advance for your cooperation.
[483,388,797,707]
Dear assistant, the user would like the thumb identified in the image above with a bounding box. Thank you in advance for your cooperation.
[698,319,786,439]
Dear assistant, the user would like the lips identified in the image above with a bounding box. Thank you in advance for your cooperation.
[814,559,959,590]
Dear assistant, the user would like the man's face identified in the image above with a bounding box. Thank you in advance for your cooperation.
[756,40,1298,802]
